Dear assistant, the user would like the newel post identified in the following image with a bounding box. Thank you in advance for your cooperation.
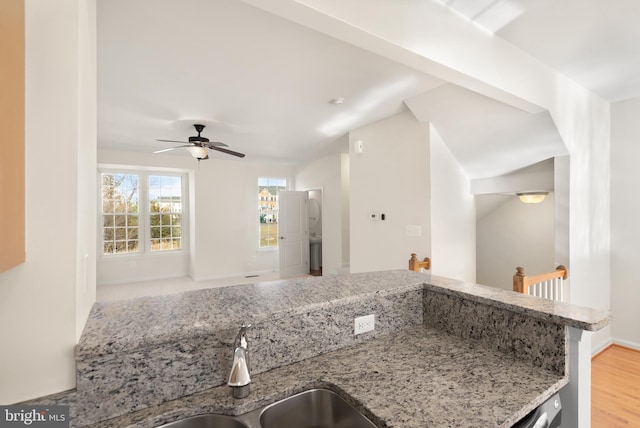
[556,265,568,280]
[513,267,526,293]
[409,253,419,271]
[409,253,431,272]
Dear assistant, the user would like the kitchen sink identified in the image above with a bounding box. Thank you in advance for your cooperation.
[260,388,376,428]
[156,389,376,428]
[157,414,249,428]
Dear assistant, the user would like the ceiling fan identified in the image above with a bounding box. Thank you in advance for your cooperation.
[154,124,246,160]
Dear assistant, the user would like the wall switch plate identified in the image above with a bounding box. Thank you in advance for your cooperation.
[406,225,422,236]
[354,314,375,335]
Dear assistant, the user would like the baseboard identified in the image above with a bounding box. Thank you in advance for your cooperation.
[591,338,614,358]
[612,337,640,352]
[592,337,640,359]
[97,272,190,286]
[190,269,278,283]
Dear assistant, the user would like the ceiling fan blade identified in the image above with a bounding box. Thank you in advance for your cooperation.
[206,141,229,148]
[153,145,192,154]
[156,139,189,144]
[210,146,246,158]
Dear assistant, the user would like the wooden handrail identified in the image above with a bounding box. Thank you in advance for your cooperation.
[513,265,568,294]
[409,253,431,272]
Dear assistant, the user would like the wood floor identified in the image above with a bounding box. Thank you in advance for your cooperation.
[592,344,640,427]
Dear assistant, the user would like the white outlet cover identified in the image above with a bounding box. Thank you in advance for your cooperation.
[354,314,375,335]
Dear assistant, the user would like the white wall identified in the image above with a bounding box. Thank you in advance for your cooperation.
[610,97,640,350]
[476,195,555,291]
[97,149,295,282]
[295,153,345,275]
[0,0,97,403]
[341,153,350,271]
[430,125,476,282]
[75,0,97,341]
[258,0,612,352]
[256,0,612,359]
[349,111,431,273]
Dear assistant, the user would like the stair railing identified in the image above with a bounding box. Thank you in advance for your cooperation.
[409,253,431,272]
[513,265,568,302]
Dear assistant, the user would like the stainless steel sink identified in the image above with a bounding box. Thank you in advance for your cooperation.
[156,389,376,428]
[157,414,249,428]
[260,389,376,428]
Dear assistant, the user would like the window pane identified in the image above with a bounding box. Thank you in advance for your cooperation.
[100,173,140,255]
[149,175,182,252]
[102,199,114,213]
[258,178,286,248]
[150,239,160,250]
[127,240,138,252]
[103,215,114,227]
[115,227,126,240]
[104,228,114,241]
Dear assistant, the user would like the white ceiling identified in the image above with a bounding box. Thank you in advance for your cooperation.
[98,0,640,171]
[442,0,640,102]
[97,0,445,163]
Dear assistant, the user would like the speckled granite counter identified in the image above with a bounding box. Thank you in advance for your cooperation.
[62,270,609,426]
[89,325,567,428]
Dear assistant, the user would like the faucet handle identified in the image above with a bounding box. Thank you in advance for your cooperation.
[234,322,252,349]
[239,322,252,331]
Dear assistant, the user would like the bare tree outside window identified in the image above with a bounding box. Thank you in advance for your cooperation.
[149,175,182,251]
[101,173,139,254]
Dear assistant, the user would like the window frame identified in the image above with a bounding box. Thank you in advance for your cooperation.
[257,177,288,251]
[98,165,190,258]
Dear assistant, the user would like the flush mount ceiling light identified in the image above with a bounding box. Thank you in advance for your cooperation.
[517,192,549,204]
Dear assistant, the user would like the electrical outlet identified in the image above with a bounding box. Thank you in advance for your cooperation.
[354,314,375,335]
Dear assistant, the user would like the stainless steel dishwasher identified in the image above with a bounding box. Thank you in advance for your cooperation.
[512,393,561,428]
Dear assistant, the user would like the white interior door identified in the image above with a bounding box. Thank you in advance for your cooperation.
[278,190,309,277]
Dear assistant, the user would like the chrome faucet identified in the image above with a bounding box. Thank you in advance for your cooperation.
[228,323,251,398]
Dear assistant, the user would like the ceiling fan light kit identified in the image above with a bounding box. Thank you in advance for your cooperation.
[155,124,245,160]
[186,146,209,160]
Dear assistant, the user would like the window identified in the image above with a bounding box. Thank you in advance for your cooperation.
[258,177,286,248]
[101,173,140,254]
[149,175,183,251]
[100,169,186,255]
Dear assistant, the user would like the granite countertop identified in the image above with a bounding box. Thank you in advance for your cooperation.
[77,271,426,358]
[78,271,610,359]
[424,274,610,332]
[71,270,610,427]
[92,325,567,428]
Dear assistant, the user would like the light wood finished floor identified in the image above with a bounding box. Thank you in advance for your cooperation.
[592,344,640,427]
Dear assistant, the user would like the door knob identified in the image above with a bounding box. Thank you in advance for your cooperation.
[279,236,285,240]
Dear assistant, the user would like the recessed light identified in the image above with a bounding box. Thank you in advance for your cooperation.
[329,97,345,106]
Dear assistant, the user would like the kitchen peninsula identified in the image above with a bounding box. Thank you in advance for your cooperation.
[58,271,609,427]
